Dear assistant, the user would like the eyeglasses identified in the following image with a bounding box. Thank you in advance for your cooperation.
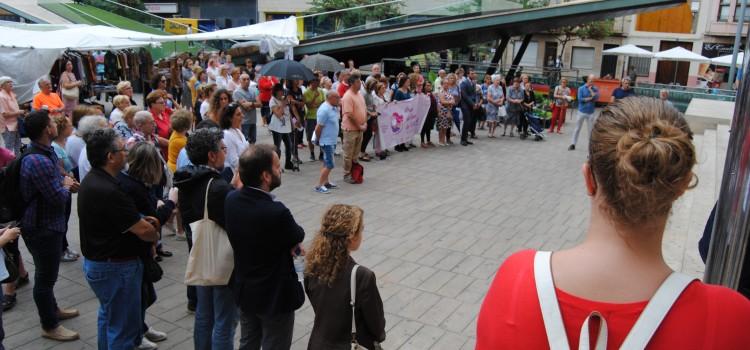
[160,79,167,82]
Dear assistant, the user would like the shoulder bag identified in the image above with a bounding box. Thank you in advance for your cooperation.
[350,265,383,350]
[184,178,235,286]
[534,251,696,350]
[61,73,79,100]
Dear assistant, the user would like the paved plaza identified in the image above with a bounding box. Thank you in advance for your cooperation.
[6,115,709,349]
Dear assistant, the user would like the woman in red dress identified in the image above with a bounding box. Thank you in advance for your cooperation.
[476,97,750,350]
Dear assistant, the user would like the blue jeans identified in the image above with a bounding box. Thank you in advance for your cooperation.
[452,108,461,131]
[321,144,335,170]
[194,285,238,350]
[23,229,63,330]
[241,123,257,144]
[83,258,143,350]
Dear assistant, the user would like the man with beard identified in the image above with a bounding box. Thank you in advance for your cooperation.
[224,144,305,350]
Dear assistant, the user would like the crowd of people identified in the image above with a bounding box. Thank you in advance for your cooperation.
[0,50,749,350]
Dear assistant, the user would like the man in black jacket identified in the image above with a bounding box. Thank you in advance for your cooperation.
[225,144,305,350]
[173,128,241,349]
[460,68,481,145]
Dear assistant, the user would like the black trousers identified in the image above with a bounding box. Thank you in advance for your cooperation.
[421,114,436,143]
[518,111,529,135]
[271,131,292,165]
[361,118,377,153]
[460,106,476,141]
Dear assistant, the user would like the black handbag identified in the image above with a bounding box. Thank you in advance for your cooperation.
[1,246,19,284]
[142,256,163,283]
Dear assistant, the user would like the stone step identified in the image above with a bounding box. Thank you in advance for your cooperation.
[663,133,703,275]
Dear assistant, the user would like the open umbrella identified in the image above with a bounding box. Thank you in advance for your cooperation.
[300,54,343,72]
[259,59,316,81]
[654,47,710,84]
[711,52,745,67]
[602,44,654,79]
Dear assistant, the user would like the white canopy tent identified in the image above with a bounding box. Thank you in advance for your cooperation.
[602,44,654,58]
[0,27,156,102]
[602,44,654,79]
[654,46,711,63]
[654,46,710,85]
[711,52,745,67]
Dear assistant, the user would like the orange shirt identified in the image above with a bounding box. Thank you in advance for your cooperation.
[32,92,64,113]
[341,89,366,131]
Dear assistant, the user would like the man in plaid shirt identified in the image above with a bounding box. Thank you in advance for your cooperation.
[19,110,81,341]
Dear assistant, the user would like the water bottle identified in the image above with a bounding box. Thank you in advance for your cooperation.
[293,255,305,282]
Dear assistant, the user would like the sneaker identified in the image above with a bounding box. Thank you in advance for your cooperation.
[325,182,338,189]
[145,327,168,342]
[16,273,29,288]
[175,234,187,241]
[344,176,356,184]
[309,154,316,162]
[61,249,78,262]
[568,144,575,151]
[57,307,79,320]
[138,337,158,350]
[187,303,196,314]
[314,186,331,194]
[41,325,79,341]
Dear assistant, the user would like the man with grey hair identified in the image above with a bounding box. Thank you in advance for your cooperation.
[313,90,341,193]
[434,69,447,94]
[65,115,108,181]
[233,73,261,144]
[365,64,382,85]
[32,77,64,117]
[659,89,674,109]
[340,71,367,184]
[569,74,599,151]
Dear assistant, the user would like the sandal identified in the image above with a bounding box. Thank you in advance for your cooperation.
[2,293,16,311]
[359,155,371,162]
[17,273,29,288]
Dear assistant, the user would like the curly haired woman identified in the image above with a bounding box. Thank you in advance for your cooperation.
[304,204,386,350]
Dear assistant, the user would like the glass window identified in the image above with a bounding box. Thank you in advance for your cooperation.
[628,45,653,77]
[735,1,750,22]
[513,41,538,67]
[571,47,595,69]
[719,0,731,22]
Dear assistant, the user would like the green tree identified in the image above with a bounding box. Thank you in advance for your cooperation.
[551,19,613,65]
[308,0,403,32]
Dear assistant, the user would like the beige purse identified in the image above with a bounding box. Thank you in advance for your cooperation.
[61,73,79,100]
[184,178,235,286]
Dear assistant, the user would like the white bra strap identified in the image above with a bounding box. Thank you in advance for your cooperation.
[619,272,696,349]
[534,251,571,350]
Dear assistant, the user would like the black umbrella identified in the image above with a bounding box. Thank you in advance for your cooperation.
[300,54,343,73]
[259,59,316,81]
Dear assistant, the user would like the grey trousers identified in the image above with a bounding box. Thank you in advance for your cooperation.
[571,111,595,147]
[238,311,295,350]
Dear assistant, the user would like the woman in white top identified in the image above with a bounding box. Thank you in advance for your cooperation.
[206,58,220,84]
[226,67,241,94]
[215,65,230,90]
[268,83,295,170]
[109,94,130,125]
[219,103,248,171]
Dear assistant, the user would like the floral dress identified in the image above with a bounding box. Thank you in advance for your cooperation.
[437,91,454,129]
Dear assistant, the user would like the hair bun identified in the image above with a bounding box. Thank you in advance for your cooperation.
[591,97,696,224]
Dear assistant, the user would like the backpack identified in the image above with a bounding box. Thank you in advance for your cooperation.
[0,146,48,224]
[351,162,364,184]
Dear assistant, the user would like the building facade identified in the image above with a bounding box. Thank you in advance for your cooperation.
[502,0,748,88]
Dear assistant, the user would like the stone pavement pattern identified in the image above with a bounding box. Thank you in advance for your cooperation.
[6,115,709,349]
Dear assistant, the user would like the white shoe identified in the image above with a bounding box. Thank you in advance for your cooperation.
[138,337,158,350]
[145,327,167,342]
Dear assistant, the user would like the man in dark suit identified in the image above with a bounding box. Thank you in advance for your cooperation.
[460,68,481,145]
[225,144,305,350]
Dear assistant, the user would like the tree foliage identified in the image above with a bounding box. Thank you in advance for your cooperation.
[550,20,614,63]
[308,0,403,31]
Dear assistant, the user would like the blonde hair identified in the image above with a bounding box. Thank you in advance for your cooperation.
[112,95,130,109]
[122,106,140,124]
[589,97,696,225]
[305,204,364,286]
[116,81,132,94]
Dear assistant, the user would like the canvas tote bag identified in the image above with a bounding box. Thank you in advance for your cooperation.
[184,178,234,286]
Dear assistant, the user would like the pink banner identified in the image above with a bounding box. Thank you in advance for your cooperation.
[376,94,430,149]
